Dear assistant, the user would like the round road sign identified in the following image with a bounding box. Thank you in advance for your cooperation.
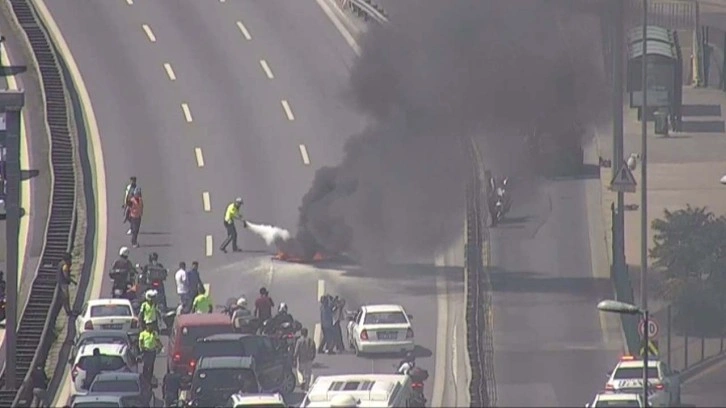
[638,319,659,338]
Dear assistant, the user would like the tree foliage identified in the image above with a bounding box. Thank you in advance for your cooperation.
[650,205,726,334]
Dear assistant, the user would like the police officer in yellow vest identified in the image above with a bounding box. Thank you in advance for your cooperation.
[192,285,213,314]
[138,323,162,387]
[219,197,246,253]
[139,289,159,329]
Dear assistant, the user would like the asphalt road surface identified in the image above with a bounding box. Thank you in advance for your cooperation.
[45,0,463,405]
[489,177,622,406]
[680,358,726,407]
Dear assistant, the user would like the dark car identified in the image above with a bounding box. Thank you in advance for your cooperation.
[190,356,260,407]
[69,330,133,364]
[193,333,296,395]
[85,372,143,406]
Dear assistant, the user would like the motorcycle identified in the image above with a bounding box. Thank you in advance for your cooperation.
[138,263,169,312]
[394,363,429,406]
[261,318,302,353]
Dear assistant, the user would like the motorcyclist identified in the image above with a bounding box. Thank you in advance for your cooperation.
[231,297,257,333]
[140,252,168,310]
[139,289,160,330]
[109,247,137,297]
[397,351,416,375]
[266,303,295,335]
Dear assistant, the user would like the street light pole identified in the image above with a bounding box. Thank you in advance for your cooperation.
[640,0,650,404]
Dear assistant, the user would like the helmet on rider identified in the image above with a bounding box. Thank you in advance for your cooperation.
[278,303,288,314]
[145,289,158,301]
[403,351,416,363]
[235,197,243,206]
[149,252,158,262]
[119,247,130,258]
[236,297,248,309]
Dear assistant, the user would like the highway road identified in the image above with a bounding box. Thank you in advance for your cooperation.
[40,0,467,405]
[680,358,726,407]
[488,174,623,406]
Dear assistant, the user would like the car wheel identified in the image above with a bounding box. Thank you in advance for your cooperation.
[280,369,296,395]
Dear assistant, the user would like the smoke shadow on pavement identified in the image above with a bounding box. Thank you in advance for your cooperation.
[489,269,611,297]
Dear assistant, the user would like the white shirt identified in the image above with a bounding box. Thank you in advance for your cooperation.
[175,268,188,295]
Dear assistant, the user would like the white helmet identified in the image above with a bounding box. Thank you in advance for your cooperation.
[236,297,247,308]
[235,197,243,205]
[278,303,288,313]
[119,247,130,257]
[145,289,158,300]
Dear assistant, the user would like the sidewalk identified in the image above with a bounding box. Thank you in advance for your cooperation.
[596,85,726,374]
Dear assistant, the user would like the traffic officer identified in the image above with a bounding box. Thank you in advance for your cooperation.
[138,322,163,387]
[219,197,246,253]
[192,285,213,314]
[139,289,159,329]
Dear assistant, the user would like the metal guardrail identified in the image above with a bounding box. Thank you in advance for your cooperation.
[339,0,388,25]
[0,0,79,404]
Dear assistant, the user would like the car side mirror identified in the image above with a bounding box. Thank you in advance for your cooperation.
[585,403,591,408]
[407,314,413,320]
[606,371,612,377]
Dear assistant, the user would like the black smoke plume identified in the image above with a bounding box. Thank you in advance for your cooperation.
[289,0,609,262]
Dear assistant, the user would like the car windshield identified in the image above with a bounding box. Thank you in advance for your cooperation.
[594,401,640,407]
[364,311,408,325]
[77,355,127,371]
[90,305,132,317]
[182,325,234,347]
[613,367,659,380]
[82,337,127,347]
[73,403,121,408]
[194,368,259,394]
[90,379,139,393]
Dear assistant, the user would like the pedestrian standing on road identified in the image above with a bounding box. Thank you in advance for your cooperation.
[30,364,48,408]
[56,252,76,317]
[332,296,346,352]
[186,261,204,300]
[127,188,143,248]
[139,323,163,389]
[294,327,316,391]
[175,261,190,314]
[123,176,138,235]
[220,197,246,253]
[254,287,274,322]
[319,295,335,354]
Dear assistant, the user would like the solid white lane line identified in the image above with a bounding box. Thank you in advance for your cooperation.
[314,0,361,56]
[202,192,211,212]
[236,21,252,40]
[142,24,157,43]
[194,147,205,167]
[163,63,176,81]
[181,103,193,123]
[259,59,274,79]
[299,144,310,165]
[281,100,295,121]
[206,235,213,257]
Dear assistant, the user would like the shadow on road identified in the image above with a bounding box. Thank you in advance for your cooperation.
[679,120,725,133]
[682,104,722,117]
[488,269,611,297]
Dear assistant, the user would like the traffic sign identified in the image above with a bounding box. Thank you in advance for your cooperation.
[640,339,659,357]
[638,318,659,339]
[610,164,637,193]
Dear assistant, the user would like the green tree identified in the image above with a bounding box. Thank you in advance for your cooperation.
[650,205,726,334]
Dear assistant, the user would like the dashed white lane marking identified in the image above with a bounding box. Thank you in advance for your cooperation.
[236,21,252,40]
[163,63,176,81]
[202,192,211,212]
[281,100,295,121]
[314,279,325,346]
[206,235,213,257]
[299,144,310,165]
[126,0,133,4]
[259,59,274,79]
[142,24,157,43]
[194,147,205,167]
[181,103,193,123]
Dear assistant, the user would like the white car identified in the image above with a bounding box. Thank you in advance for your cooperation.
[605,355,681,407]
[70,342,137,398]
[347,304,415,355]
[228,392,286,407]
[75,298,138,338]
[586,392,644,407]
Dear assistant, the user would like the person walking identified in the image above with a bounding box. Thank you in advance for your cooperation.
[123,176,138,235]
[254,287,274,323]
[319,295,335,354]
[56,252,76,317]
[127,188,143,248]
[139,323,163,388]
[186,261,204,300]
[30,364,48,408]
[293,327,317,391]
[220,197,246,253]
[175,262,190,314]
[332,296,346,352]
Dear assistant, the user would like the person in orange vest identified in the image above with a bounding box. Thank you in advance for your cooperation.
[128,188,144,248]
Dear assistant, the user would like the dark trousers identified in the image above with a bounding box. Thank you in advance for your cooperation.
[319,326,333,352]
[141,350,156,385]
[130,217,142,245]
[180,293,193,314]
[59,284,72,315]
[220,221,238,251]
[333,321,345,351]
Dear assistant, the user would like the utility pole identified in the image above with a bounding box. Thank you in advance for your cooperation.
[612,0,625,273]
[640,0,650,404]
[0,89,25,390]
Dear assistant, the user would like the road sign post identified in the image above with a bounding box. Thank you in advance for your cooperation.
[639,317,659,339]
[610,163,638,193]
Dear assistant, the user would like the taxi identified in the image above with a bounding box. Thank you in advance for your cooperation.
[586,392,644,407]
[604,355,681,407]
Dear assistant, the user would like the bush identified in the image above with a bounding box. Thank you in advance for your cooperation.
[650,205,726,335]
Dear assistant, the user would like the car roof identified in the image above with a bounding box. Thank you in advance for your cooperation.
[362,304,406,313]
[78,330,129,341]
[78,343,127,356]
[93,372,140,381]
[616,360,659,369]
[232,393,284,404]
[87,298,133,307]
[71,394,124,403]
[176,313,232,327]
[199,333,258,342]
[198,356,255,369]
